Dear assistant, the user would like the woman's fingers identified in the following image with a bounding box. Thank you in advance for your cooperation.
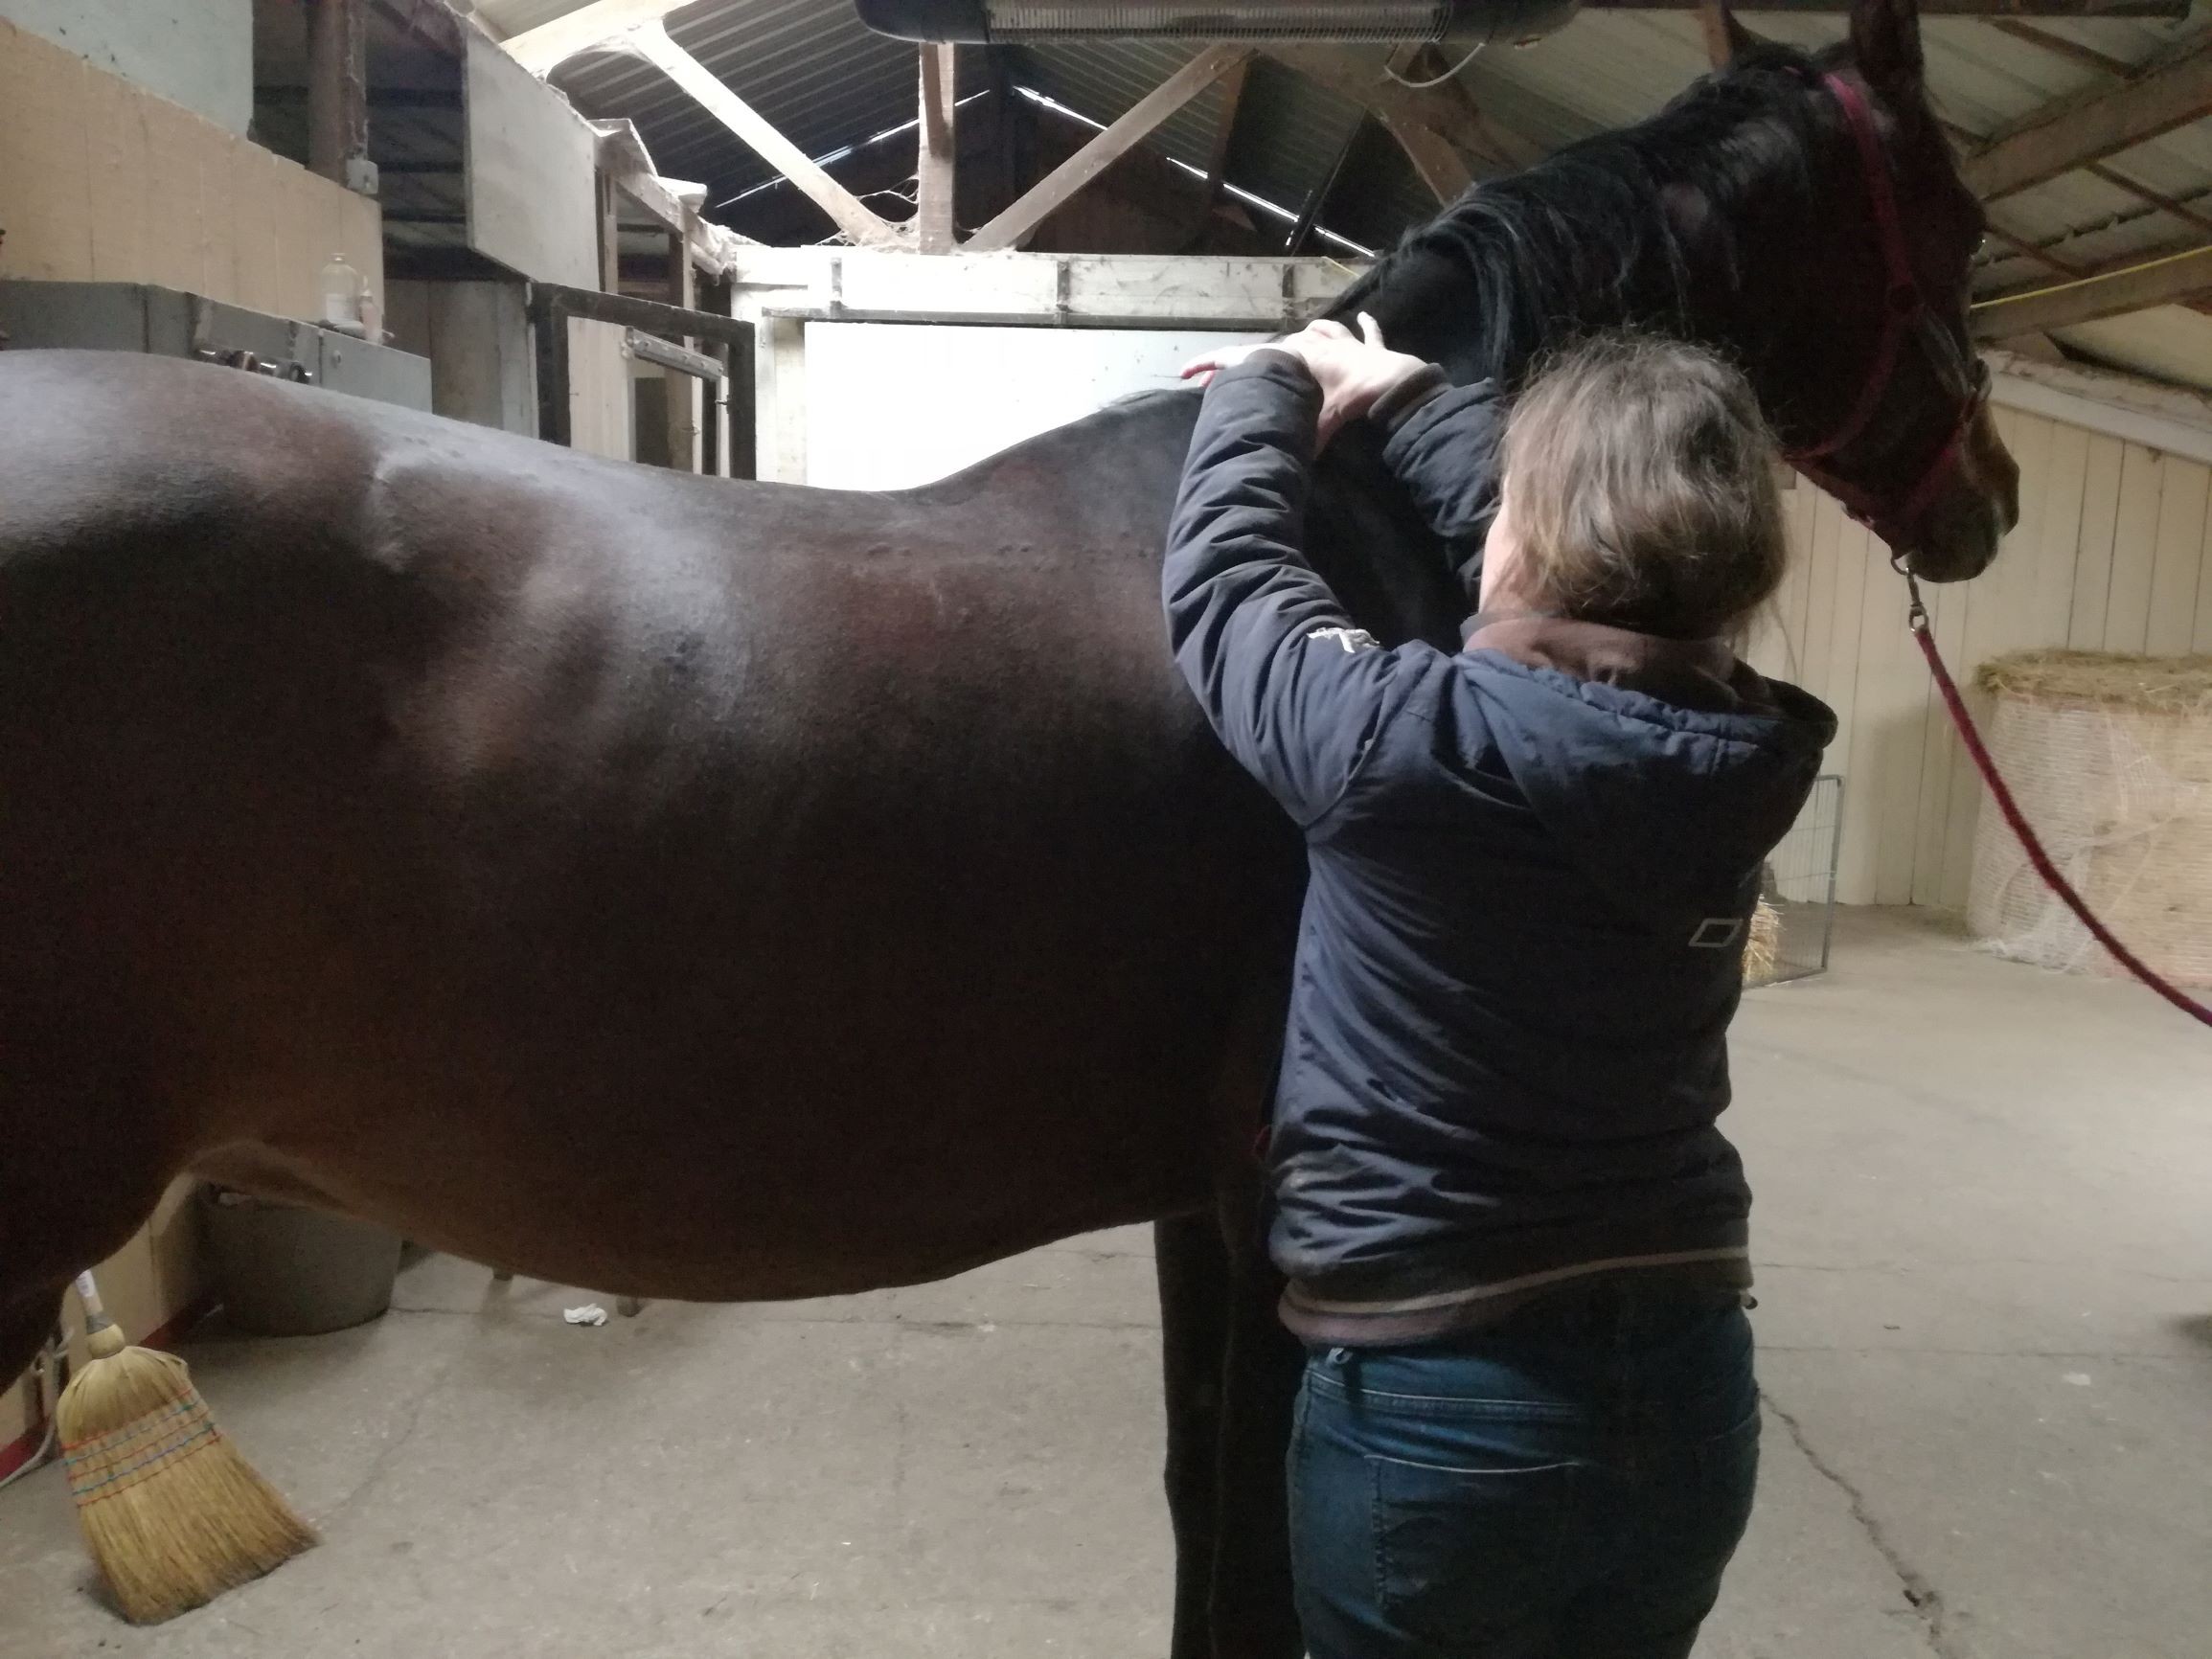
[1306,319,1353,341]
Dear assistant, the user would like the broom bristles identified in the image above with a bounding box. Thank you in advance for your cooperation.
[1743,898,1783,987]
[57,1337,316,1624]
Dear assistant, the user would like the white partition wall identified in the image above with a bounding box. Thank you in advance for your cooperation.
[802,322,1268,491]
[1746,403,2212,908]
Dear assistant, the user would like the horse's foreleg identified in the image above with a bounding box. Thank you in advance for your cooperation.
[1156,1212,1230,1659]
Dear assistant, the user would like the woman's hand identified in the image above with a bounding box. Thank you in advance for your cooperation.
[1181,314,1433,446]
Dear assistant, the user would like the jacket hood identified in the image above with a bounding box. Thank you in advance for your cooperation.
[1459,616,1837,933]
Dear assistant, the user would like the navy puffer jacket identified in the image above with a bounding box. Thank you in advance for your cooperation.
[1164,354,1836,1344]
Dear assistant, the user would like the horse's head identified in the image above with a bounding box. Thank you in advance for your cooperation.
[1718,0,2017,580]
[1335,0,2015,586]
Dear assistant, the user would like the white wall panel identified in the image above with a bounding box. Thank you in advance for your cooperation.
[802,322,1266,490]
[1773,408,2212,908]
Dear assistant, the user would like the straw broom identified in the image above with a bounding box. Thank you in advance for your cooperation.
[56,1269,315,1623]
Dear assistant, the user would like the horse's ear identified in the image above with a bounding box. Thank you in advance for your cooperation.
[1848,0,1925,91]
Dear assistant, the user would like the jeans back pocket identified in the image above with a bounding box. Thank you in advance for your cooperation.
[1371,1451,1580,1646]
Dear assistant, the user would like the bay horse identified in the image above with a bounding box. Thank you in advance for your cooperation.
[0,0,2012,1650]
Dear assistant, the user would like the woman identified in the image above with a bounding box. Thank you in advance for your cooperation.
[1165,319,1836,1659]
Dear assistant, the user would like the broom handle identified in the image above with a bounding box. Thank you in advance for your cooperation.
[74,1271,114,1331]
[73,1269,129,1360]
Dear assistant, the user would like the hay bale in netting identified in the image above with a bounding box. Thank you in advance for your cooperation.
[1742,898,1782,988]
[1966,648,2212,989]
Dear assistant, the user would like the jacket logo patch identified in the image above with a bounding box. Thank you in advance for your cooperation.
[1690,917,1745,949]
[1307,625,1380,654]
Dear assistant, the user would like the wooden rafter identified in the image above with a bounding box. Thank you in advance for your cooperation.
[917,44,958,253]
[1266,46,1535,174]
[2087,161,2212,240]
[504,0,693,74]
[1985,18,2137,80]
[1197,56,1251,218]
[966,44,1252,255]
[1973,239,2212,336]
[1265,44,1544,210]
[1379,112,1477,202]
[1697,0,1737,69]
[628,25,902,249]
[1964,34,2212,201]
[1984,219,2086,279]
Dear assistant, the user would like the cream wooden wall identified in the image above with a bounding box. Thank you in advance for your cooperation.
[1,15,383,1462]
[0,16,381,315]
[1745,404,2212,910]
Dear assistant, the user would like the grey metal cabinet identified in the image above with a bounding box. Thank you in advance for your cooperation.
[0,281,432,412]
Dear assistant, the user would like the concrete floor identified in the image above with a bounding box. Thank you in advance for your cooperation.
[2,909,2207,1658]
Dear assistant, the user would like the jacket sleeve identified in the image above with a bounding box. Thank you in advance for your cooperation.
[1163,353,1425,827]
[1378,375,1509,601]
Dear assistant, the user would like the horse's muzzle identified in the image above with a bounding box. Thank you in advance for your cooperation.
[1905,405,2018,584]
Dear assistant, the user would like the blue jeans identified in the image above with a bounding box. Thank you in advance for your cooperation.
[1288,1279,1760,1659]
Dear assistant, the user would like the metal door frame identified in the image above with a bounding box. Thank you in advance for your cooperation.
[528,283,755,476]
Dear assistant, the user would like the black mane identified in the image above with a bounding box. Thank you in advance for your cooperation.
[1331,43,1845,385]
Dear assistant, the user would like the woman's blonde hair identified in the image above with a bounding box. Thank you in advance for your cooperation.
[1500,332,1788,640]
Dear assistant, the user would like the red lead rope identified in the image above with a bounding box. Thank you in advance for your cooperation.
[1904,578,2212,1030]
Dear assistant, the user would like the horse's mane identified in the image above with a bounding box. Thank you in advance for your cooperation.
[1331,42,1845,385]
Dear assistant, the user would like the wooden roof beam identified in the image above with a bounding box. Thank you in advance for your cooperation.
[916,44,959,252]
[966,44,1251,254]
[628,25,903,250]
[503,0,692,74]
[1964,34,2212,201]
[1973,240,2212,336]
[1264,46,1537,174]
[1984,19,2137,80]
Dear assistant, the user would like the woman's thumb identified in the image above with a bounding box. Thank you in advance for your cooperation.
[1357,311,1385,348]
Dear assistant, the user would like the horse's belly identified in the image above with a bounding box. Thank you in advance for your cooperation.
[193,1024,1224,1301]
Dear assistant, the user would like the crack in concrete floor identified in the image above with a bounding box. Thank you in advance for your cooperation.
[1759,1387,1957,1659]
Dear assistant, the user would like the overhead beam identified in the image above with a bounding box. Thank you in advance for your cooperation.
[966,44,1251,254]
[628,26,902,249]
[1984,18,2136,80]
[1379,110,1477,201]
[1698,0,1736,67]
[1973,241,2212,336]
[594,119,758,272]
[1264,46,1533,172]
[1194,54,1251,226]
[2087,161,2212,240]
[1964,36,2212,201]
[504,0,691,74]
[916,44,959,253]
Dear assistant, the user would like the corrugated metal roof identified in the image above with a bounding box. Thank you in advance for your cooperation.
[475,0,2212,387]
